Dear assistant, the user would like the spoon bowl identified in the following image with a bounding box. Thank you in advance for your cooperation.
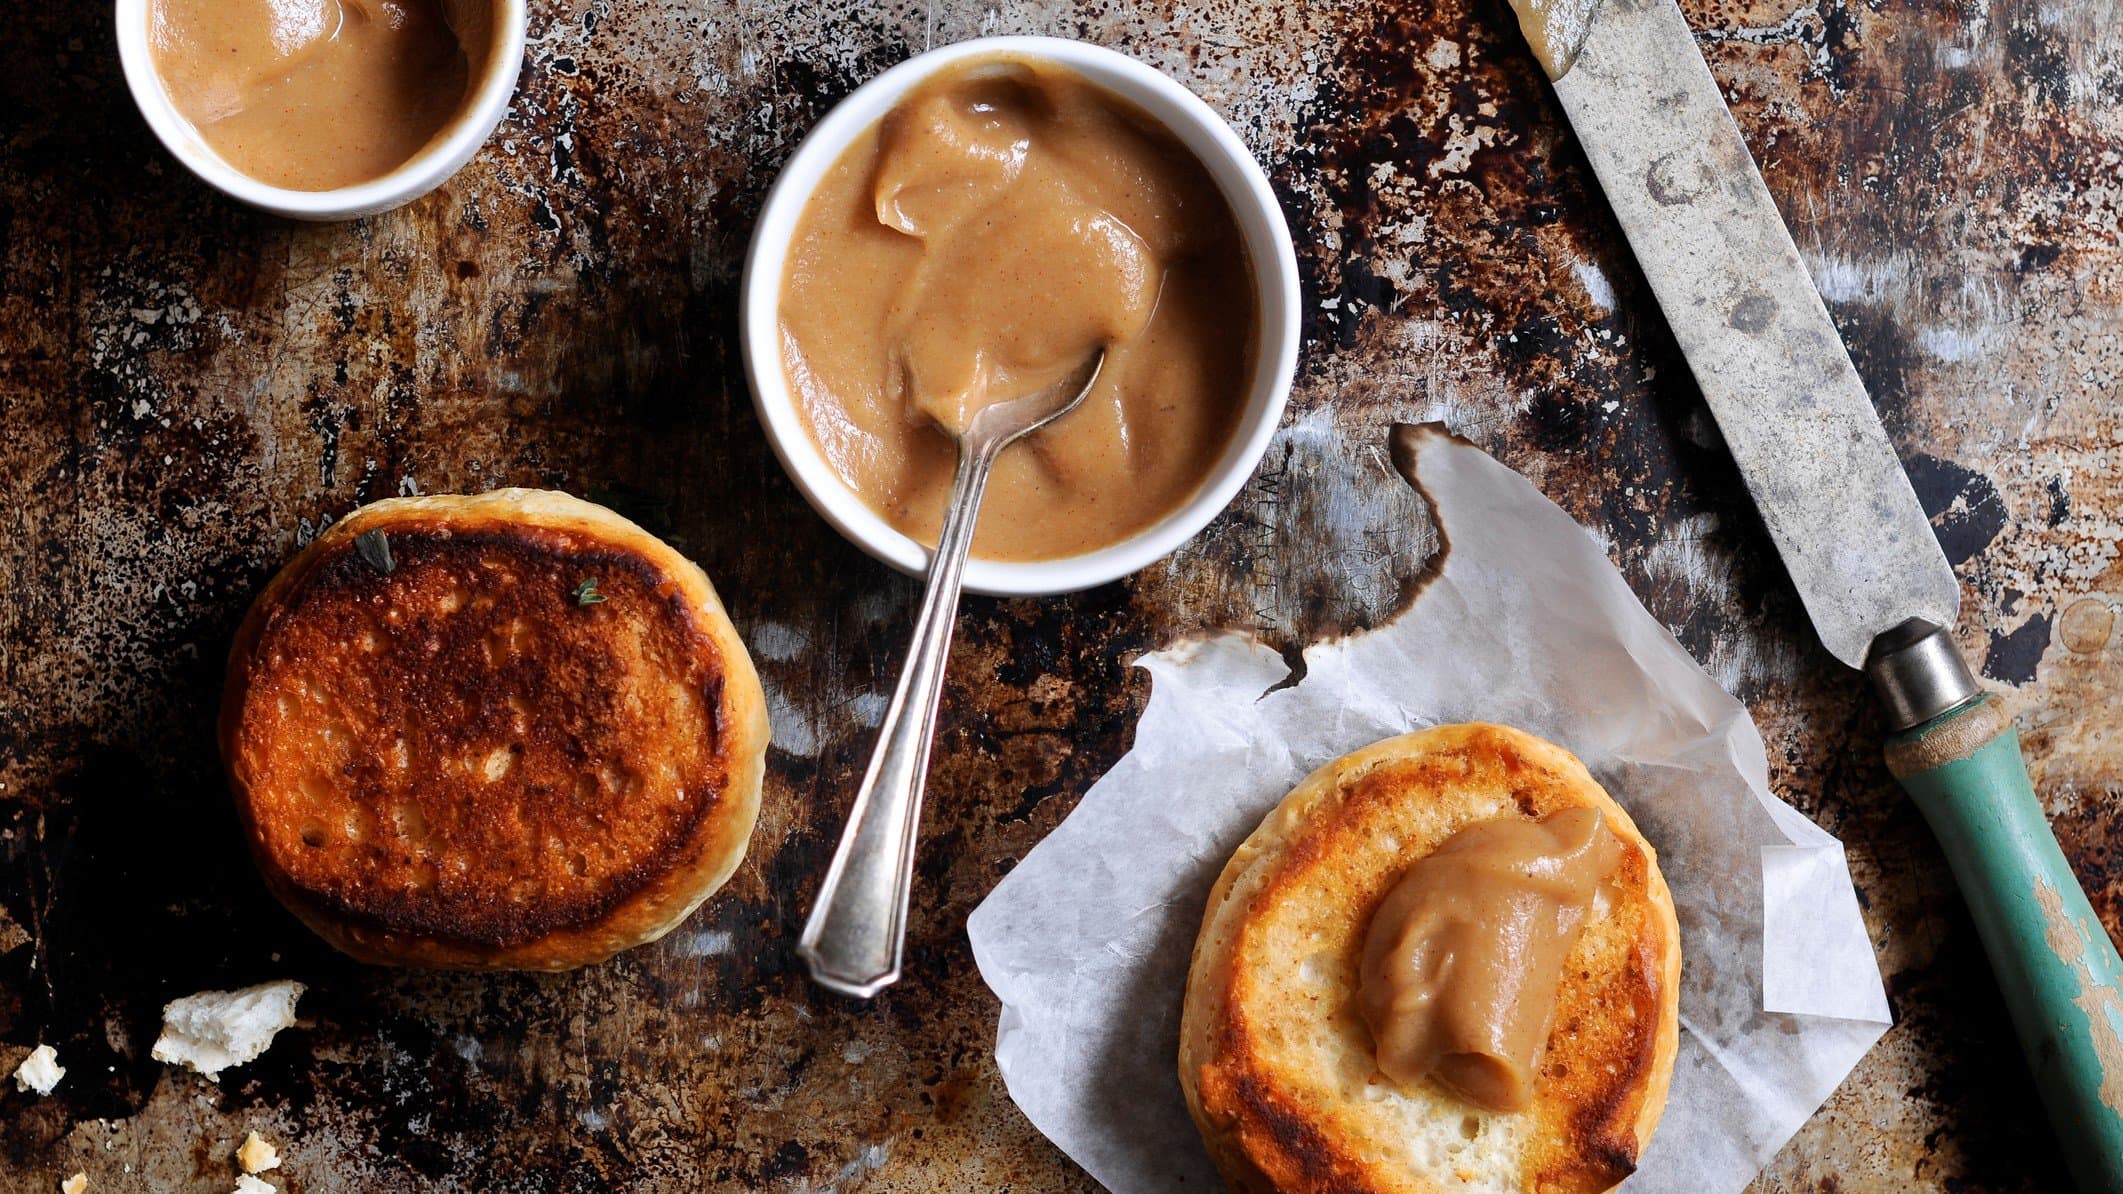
[954,353,1108,460]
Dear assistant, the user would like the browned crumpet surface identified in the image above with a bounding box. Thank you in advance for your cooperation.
[231,526,727,949]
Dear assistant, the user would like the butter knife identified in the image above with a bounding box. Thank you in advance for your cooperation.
[1520,0,2123,1182]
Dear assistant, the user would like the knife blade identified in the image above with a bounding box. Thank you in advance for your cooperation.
[1549,0,1955,670]
[1526,0,2123,1186]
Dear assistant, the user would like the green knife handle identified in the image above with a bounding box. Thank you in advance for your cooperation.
[1888,694,2123,1189]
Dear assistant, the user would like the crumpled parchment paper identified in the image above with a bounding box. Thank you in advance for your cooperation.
[967,426,1890,1192]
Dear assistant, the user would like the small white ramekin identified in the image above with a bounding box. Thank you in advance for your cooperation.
[741,36,1300,597]
[114,0,528,221]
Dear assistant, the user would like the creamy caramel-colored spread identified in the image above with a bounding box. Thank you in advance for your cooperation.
[150,0,489,191]
[779,57,1257,562]
[1509,0,1604,78]
[1357,808,1623,1112]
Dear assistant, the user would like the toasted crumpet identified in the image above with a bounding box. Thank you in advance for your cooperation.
[221,490,768,971]
[1180,724,1680,1193]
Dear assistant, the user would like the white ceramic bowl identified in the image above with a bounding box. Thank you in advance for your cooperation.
[114,0,528,221]
[741,36,1300,597]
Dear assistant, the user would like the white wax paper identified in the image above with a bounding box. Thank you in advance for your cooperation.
[967,427,1890,1192]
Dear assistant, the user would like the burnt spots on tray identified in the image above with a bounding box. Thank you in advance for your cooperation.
[2005,11,2074,108]
[1325,254,1402,350]
[1906,454,2007,568]
[1982,612,2053,687]
[773,48,912,132]
[946,584,1147,825]
[1814,302,1922,435]
[2045,476,2070,527]
[2016,241,2065,274]
[1277,0,1545,347]
[1282,0,1659,475]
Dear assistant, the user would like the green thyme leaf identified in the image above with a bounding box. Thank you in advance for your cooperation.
[354,529,395,575]
[572,578,607,606]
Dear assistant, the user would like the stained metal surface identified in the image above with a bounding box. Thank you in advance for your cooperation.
[1553,0,1959,670]
[0,0,2117,1190]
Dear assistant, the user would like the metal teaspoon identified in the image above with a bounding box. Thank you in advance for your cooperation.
[799,349,1107,998]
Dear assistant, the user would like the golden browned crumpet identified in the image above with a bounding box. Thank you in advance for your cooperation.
[1179,724,1681,1193]
[220,490,769,971]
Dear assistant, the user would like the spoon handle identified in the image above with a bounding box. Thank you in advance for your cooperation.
[798,438,1001,999]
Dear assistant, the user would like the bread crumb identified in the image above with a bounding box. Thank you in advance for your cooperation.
[236,1131,281,1174]
[150,981,305,1081]
[233,1176,276,1194]
[13,1044,64,1094]
[0,905,29,955]
[61,1174,88,1194]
